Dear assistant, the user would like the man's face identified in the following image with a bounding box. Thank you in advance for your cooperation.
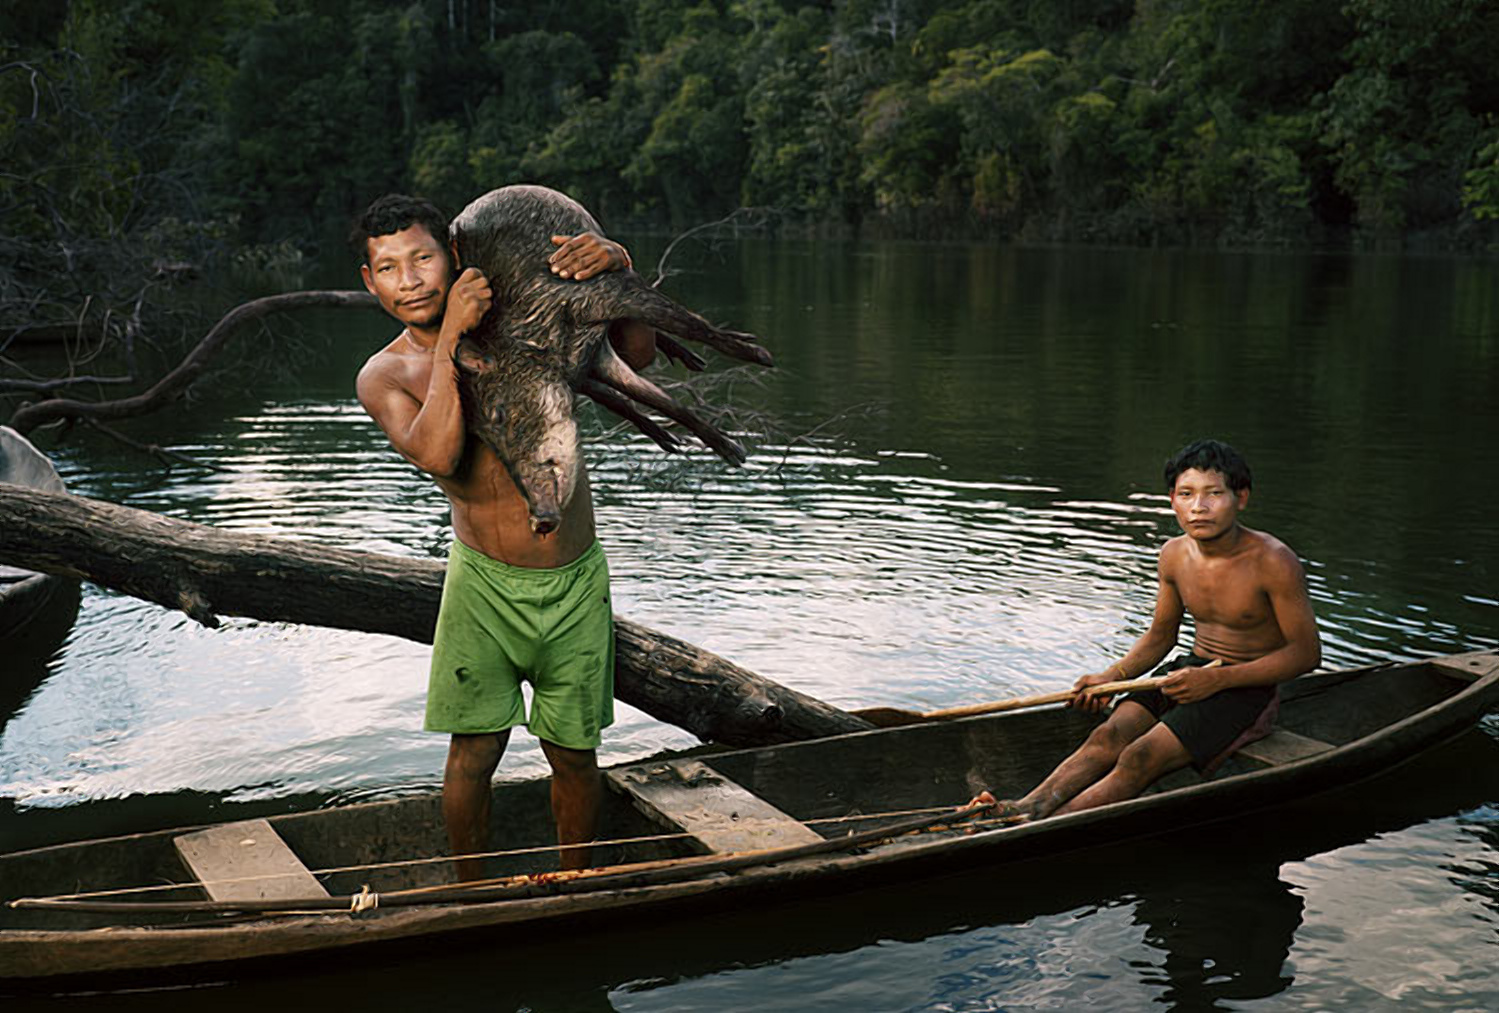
[360,225,453,330]
[1170,467,1249,541]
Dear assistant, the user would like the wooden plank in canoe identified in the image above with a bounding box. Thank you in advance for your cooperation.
[1430,651,1499,682]
[174,819,329,903]
[1236,729,1334,767]
[607,759,823,854]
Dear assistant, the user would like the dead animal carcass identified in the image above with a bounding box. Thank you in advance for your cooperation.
[449,184,772,533]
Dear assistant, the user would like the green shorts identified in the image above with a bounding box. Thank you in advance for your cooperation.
[425,537,615,749]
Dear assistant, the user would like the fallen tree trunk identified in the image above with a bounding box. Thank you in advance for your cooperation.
[0,483,872,745]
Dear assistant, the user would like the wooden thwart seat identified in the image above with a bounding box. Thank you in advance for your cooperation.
[1235,729,1334,767]
[607,758,823,854]
[174,818,329,903]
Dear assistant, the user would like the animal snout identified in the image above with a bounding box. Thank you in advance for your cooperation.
[526,460,566,535]
[529,509,562,535]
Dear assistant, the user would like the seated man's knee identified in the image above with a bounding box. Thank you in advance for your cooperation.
[1092,723,1122,747]
[1116,736,1176,784]
[1085,714,1143,754]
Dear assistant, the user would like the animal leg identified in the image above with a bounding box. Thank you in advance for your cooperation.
[576,378,683,454]
[592,284,772,367]
[654,333,706,372]
[591,342,747,465]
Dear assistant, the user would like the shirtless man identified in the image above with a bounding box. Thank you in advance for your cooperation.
[977,439,1321,820]
[351,194,653,879]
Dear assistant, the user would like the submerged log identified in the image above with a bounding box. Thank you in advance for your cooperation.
[0,483,872,746]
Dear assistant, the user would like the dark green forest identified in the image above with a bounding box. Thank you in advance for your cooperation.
[5,0,1499,325]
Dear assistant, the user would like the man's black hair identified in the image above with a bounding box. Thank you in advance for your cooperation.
[1164,439,1252,492]
[350,194,451,265]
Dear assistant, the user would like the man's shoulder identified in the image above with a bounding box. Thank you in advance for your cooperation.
[1159,534,1191,562]
[357,332,416,389]
[1244,528,1305,575]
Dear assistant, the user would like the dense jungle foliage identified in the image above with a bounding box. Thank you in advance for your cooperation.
[5,0,1499,300]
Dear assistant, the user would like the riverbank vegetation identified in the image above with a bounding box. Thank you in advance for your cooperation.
[5,0,1499,318]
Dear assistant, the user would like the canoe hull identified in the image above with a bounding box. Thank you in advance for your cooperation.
[2,651,1496,985]
[0,427,80,673]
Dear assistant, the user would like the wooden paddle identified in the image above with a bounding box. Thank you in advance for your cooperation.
[853,659,1223,728]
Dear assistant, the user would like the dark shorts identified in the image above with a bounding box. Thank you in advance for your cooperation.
[1120,654,1276,771]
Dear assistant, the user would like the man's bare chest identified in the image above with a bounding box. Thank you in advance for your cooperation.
[1175,568,1273,628]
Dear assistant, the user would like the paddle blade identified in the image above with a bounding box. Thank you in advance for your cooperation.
[849,706,933,728]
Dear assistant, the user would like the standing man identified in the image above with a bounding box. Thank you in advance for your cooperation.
[352,194,653,879]
[975,439,1322,820]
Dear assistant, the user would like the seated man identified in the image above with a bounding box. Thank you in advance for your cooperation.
[977,439,1321,820]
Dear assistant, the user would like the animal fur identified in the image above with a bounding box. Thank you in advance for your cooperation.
[448,184,773,530]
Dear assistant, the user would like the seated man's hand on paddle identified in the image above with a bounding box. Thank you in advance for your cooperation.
[549,231,631,280]
[1068,671,1119,713]
[1160,663,1225,705]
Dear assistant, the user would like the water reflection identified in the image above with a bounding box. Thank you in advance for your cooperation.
[0,641,67,736]
[9,419,1486,812]
[1128,856,1301,1008]
[1280,813,1499,1008]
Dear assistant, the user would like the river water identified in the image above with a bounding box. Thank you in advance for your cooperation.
[2,241,1497,1009]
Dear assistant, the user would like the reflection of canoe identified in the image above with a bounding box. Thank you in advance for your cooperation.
[2,649,1496,985]
[0,427,80,652]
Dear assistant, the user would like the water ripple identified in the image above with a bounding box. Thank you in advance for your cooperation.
[1279,819,1499,1007]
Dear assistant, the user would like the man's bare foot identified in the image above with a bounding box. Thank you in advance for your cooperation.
[964,791,1037,823]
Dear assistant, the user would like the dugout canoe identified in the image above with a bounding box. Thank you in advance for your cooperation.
[2,648,1496,986]
[0,427,80,656]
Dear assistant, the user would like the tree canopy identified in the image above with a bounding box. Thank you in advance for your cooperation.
[6,0,1499,266]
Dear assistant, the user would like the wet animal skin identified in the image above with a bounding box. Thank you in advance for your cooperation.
[449,185,774,532]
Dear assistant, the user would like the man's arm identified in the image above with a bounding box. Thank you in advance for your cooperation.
[548,232,657,369]
[1161,545,1321,704]
[356,267,491,478]
[1071,544,1186,712]
[549,232,631,280]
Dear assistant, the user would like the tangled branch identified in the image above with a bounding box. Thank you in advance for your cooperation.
[8,291,380,435]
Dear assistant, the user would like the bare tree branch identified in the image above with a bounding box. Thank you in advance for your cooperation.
[8,290,381,435]
[79,418,231,472]
[651,207,782,288]
[771,401,888,474]
[0,374,133,393]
